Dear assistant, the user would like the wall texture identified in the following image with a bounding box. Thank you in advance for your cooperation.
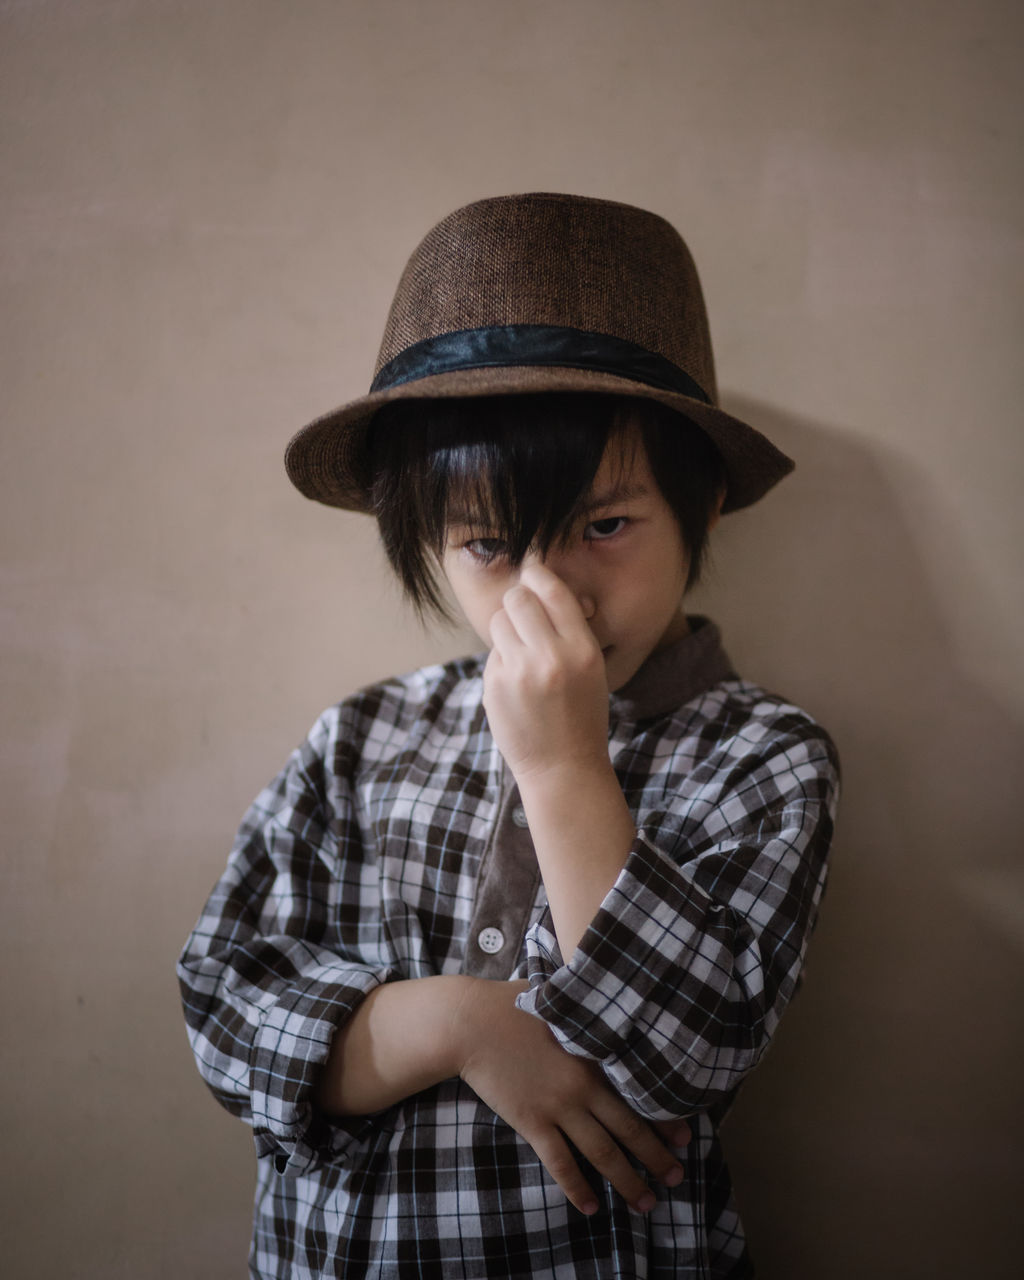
[2,2,1021,1276]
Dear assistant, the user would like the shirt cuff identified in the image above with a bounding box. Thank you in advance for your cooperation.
[515,832,738,1088]
[250,965,393,1174]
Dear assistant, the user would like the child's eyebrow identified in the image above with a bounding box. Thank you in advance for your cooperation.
[580,482,649,512]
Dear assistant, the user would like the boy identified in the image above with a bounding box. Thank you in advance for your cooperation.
[179,193,839,1278]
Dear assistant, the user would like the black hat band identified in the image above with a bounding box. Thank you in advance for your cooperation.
[370,323,712,404]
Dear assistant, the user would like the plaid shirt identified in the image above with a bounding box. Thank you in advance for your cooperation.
[178,618,839,1279]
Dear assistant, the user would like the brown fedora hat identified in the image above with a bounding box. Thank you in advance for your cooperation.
[284,192,793,513]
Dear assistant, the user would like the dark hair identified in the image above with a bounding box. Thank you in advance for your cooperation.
[366,393,726,618]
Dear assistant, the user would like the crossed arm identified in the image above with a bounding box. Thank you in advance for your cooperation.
[314,974,689,1216]
[315,564,690,1215]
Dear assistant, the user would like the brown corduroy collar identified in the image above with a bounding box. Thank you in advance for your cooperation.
[609,616,736,725]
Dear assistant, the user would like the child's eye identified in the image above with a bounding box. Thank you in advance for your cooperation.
[584,516,627,541]
[464,538,510,563]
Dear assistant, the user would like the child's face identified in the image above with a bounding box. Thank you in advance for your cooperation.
[441,427,692,692]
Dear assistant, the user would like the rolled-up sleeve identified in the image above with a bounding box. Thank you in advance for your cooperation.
[516,719,838,1119]
[177,711,393,1174]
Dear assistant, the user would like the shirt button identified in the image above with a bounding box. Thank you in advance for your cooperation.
[477,926,505,954]
[511,805,529,828]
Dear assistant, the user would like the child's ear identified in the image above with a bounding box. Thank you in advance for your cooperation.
[707,486,727,533]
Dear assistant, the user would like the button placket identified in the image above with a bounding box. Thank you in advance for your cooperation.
[463,775,541,979]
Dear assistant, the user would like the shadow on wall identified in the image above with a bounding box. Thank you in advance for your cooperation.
[691,398,1024,1280]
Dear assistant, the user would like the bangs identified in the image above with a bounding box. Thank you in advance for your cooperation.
[366,392,725,619]
[369,395,628,616]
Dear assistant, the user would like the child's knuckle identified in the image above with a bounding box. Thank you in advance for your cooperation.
[545,1151,578,1182]
[617,1110,648,1145]
[579,646,603,676]
[586,1133,621,1168]
[535,657,565,691]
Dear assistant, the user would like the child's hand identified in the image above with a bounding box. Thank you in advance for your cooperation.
[453,978,688,1216]
[483,560,639,958]
[483,562,609,784]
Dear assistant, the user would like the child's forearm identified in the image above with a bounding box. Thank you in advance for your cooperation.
[477,562,642,958]
[318,972,689,1214]
[516,760,637,959]
[315,974,473,1116]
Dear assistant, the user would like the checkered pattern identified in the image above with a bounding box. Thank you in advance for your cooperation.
[178,622,838,1278]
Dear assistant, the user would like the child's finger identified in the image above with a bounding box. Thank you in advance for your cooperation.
[487,601,527,655]
[653,1117,693,1149]
[518,563,593,641]
[498,582,561,650]
[561,1111,658,1213]
[590,1096,687,1192]
[521,1125,601,1217]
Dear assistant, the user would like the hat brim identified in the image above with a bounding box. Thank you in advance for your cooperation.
[284,365,793,515]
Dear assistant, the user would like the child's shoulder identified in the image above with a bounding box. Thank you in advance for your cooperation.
[351,650,487,711]
[306,651,489,759]
[698,674,832,735]
[680,675,841,785]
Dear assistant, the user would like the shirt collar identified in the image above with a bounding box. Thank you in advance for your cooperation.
[608,615,736,724]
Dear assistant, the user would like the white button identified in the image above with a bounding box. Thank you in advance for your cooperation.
[511,805,529,828]
[477,926,505,954]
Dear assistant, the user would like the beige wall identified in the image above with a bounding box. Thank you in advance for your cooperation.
[3,2,1021,1276]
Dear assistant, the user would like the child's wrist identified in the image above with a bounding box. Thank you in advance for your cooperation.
[419,974,484,1081]
[449,977,529,1079]
[513,756,622,812]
